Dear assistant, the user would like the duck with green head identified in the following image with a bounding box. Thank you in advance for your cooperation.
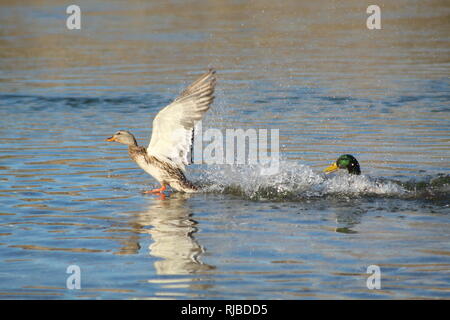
[323,154,361,175]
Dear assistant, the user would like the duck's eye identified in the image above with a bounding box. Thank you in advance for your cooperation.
[117,132,121,135]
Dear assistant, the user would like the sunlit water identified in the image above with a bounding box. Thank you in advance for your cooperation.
[0,0,449,299]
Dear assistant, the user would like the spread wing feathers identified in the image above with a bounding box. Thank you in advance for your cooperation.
[147,69,216,169]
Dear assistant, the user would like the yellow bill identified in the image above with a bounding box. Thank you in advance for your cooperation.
[323,162,338,173]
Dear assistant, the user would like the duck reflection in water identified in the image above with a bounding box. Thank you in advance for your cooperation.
[332,200,366,234]
[134,193,214,275]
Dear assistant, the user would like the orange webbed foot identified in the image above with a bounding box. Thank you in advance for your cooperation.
[143,185,167,194]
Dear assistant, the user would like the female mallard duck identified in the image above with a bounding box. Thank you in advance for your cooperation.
[106,69,216,194]
[323,154,361,175]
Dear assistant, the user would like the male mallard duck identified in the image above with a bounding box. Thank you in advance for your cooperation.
[106,69,216,194]
[323,154,361,175]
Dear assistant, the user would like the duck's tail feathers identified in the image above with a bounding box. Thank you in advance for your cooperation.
[170,179,199,193]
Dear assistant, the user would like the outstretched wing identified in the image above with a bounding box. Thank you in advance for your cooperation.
[147,69,216,169]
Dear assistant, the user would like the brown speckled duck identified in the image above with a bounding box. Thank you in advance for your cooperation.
[105,69,216,194]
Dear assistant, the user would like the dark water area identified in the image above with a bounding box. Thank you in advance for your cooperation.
[0,0,449,299]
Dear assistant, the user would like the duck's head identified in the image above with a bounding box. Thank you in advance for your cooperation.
[105,130,137,146]
[323,154,361,175]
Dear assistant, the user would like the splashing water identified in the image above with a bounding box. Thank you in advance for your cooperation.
[194,160,407,201]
